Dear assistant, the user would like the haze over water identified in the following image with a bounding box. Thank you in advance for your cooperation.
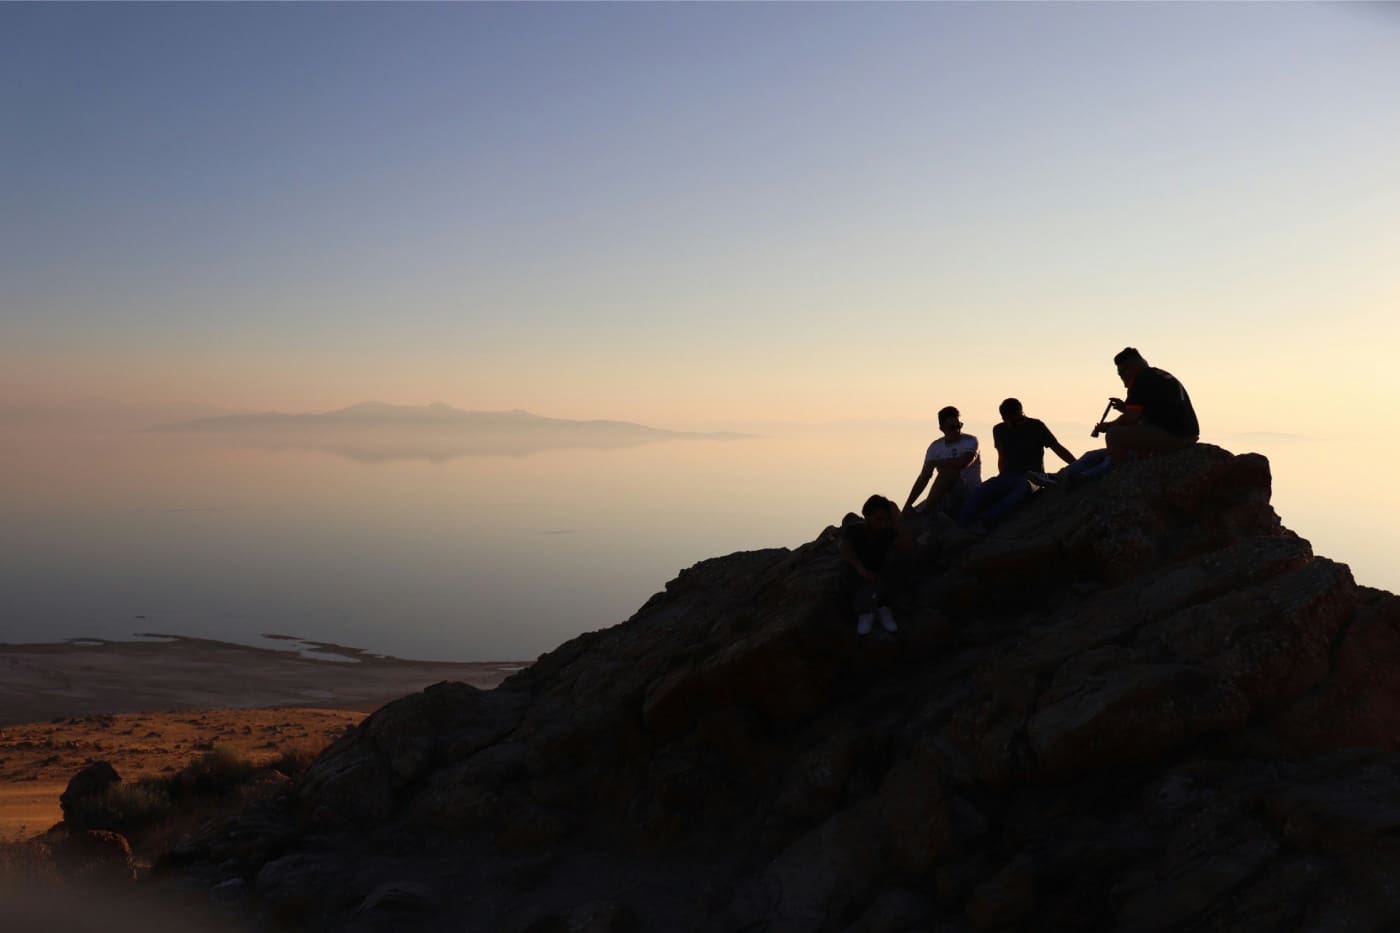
[3,412,1396,663]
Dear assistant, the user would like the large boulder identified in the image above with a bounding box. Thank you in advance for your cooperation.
[58,760,121,827]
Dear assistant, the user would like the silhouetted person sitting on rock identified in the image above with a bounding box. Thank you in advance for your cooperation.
[1065,347,1200,483]
[960,398,1075,529]
[903,405,981,518]
[838,495,912,636]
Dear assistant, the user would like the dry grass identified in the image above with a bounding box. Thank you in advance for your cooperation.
[0,837,59,886]
[168,746,258,798]
[0,707,361,842]
[2,729,344,879]
[67,740,332,858]
[66,780,174,840]
[264,736,327,778]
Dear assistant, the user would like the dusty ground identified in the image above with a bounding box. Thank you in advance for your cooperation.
[0,707,367,840]
[0,637,520,840]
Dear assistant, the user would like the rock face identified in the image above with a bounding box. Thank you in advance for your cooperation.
[178,445,1400,931]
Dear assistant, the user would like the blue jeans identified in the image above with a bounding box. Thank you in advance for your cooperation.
[1066,449,1114,481]
[959,472,1033,529]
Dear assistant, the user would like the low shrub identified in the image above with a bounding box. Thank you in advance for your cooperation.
[264,737,329,778]
[67,780,173,838]
[169,746,256,799]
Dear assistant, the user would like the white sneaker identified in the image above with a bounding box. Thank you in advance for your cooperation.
[856,613,874,635]
[878,606,898,633]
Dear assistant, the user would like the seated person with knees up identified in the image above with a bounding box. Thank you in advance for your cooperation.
[1067,347,1200,483]
[903,405,981,518]
[838,495,912,636]
[960,398,1075,529]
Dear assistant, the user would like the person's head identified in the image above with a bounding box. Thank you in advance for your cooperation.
[937,405,962,438]
[861,494,896,532]
[998,398,1024,424]
[1113,347,1148,386]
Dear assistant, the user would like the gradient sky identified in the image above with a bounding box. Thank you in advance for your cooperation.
[4,3,1398,433]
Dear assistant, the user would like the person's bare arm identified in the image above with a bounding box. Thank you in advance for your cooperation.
[903,463,934,512]
[1041,429,1075,466]
[1097,400,1143,434]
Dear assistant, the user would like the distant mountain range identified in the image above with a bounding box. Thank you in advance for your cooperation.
[162,401,743,435]
[155,402,751,462]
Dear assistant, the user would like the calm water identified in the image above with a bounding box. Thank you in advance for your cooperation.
[2,424,1396,662]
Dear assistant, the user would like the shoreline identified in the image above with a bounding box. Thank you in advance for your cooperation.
[0,631,517,666]
[0,636,527,840]
[0,634,525,728]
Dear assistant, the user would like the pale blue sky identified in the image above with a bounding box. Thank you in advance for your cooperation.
[4,3,1398,429]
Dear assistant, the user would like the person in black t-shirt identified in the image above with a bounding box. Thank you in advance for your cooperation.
[1064,349,1201,484]
[995,399,1076,475]
[838,495,912,636]
[960,398,1076,528]
[1094,347,1200,456]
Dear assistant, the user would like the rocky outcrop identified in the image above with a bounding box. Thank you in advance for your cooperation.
[53,829,136,884]
[175,445,1400,931]
[58,760,121,827]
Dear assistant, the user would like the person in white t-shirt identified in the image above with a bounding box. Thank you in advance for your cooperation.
[902,405,981,517]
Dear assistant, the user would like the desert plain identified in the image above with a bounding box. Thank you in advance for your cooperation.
[0,637,519,840]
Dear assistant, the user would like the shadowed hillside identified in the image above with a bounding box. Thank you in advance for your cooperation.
[157,445,1400,932]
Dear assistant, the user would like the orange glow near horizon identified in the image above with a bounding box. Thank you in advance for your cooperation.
[5,284,1395,440]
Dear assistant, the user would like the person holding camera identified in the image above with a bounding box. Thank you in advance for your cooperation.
[1066,347,1200,483]
[1094,347,1199,453]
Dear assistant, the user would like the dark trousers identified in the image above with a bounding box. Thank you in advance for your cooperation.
[842,554,914,620]
[959,472,1033,529]
[920,468,972,517]
[1066,448,1114,480]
